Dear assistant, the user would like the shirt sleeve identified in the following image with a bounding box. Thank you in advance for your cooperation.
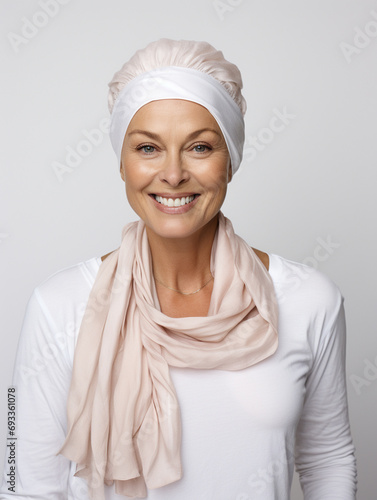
[294,293,357,499]
[0,289,73,499]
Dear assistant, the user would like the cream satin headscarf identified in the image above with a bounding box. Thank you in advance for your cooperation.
[58,213,278,499]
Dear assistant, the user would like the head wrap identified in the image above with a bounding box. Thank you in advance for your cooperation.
[109,66,245,174]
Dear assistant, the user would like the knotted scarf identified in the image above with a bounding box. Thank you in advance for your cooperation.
[58,212,278,498]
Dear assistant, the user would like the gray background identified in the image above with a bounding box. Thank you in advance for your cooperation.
[1,0,376,498]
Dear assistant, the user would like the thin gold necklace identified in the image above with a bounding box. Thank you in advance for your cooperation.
[154,272,214,296]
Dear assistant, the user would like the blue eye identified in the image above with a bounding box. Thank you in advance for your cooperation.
[193,144,209,153]
[138,145,155,154]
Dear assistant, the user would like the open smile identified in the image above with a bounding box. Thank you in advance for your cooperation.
[149,193,200,213]
[153,194,198,207]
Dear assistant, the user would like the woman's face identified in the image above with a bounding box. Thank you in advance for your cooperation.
[120,99,231,241]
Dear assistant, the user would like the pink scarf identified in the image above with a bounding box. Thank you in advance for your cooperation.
[58,212,278,499]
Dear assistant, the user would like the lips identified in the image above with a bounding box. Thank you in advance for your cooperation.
[149,193,200,214]
[153,194,196,207]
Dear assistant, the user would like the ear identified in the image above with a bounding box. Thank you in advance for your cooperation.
[120,160,125,182]
[227,158,233,183]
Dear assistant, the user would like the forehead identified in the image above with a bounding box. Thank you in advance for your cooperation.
[127,99,222,132]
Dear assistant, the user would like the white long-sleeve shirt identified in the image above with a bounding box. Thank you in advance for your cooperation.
[0,253,357,499]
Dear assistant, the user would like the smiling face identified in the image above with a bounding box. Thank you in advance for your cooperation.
[120,99,231,241]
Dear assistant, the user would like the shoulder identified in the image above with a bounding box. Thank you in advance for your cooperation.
[14,258,101,380]
[36,256,100,296]
[268,253,344,328]
[101,251,114,262]
[251,247,269,271]
[30,257,101,327]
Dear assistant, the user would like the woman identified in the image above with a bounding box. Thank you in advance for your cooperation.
[0,39,357,499]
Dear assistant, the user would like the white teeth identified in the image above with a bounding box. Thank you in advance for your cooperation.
[154,195,195,207]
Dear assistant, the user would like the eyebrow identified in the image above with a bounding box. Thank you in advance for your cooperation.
[127,128,222,141]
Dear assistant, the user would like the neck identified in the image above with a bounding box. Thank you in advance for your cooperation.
[146,216,218,291]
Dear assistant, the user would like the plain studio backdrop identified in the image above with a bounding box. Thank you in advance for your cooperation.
[1,1,376,498]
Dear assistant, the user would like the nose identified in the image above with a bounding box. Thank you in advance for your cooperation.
[158,152,189,187]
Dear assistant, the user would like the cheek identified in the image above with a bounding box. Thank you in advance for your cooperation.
[123,165,145,207]
[205,166,229,197]
[206,152,231,191]
[123,160,150,190]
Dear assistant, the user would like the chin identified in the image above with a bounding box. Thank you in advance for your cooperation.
[145,216,212,241]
